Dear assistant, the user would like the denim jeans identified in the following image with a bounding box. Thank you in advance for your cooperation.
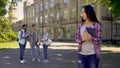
[78,54,100,68]
[19,43,26,60]
[43,44,48,59]
[31,42,41,59]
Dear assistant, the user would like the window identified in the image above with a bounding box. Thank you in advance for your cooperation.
[51,13,53,17]
[30,10,32,17]
[40,16,42,23]
[35,4,39,12]
[50,0,54,8]
[40,3,43,11]
[36,17,38,23]
[45,2,48,9]
[71,8,76,18]
[34,8,36,14]
[63,10,68,20]
[27,11,29,18]
[33,9,34,16]
[33,20,34,23]
[56,12,60,20]
[45,15,48,23]
[63,27,67,38]
[29,10,31,17]
[114,23,120,36]
[64,0,68,3]
[50,13,54,22]
[70,26,75,37]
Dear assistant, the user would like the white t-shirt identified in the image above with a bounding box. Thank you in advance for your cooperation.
[79,25,95,55]
[18,29,27,45]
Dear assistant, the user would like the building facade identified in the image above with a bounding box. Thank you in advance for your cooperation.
[8,5,18,23]
[13,0,120,41]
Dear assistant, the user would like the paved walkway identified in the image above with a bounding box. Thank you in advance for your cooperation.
[0,42,120,68]
[0,42,78,68]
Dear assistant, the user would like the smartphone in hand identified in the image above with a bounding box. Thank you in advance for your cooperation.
[86,27,96,37]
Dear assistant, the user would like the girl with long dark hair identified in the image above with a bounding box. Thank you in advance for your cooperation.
[76,5,102,68]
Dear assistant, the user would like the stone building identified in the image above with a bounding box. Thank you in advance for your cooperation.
[21,0,120,41]
[12,20,24,32]
[8,5,18,23]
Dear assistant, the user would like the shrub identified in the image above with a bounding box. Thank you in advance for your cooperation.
[0,17,17,42]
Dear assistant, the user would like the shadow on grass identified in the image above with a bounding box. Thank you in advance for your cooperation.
[0,49,4,51]
[0,48,7,51]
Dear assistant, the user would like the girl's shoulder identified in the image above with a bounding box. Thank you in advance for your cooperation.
[77,22,84,27]
[94,22,102,25]
[93,22,102,29]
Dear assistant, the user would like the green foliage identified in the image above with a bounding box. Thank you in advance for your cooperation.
[85,0,89,5]
[5,29,17,41]
[0,17,17,43]
[0,8,7,16]
[0,0,19,42]
[0,0,9,8]
[11,0,22,6]
[0,0,8,16]
[94,0,120,18]
[0,0,22,16]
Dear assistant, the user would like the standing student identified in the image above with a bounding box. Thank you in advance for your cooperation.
[42,29,49,63]
[18,24,28,63]
[29,24,41,62]
[76,5,102,68]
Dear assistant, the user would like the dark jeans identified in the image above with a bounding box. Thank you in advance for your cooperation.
[19,43,26,60]
[43,44,48,59]
[78,54,100,68]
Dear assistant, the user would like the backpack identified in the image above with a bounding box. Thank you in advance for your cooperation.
[17,30,23,41]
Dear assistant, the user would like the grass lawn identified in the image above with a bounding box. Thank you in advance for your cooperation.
[0,41,18,50]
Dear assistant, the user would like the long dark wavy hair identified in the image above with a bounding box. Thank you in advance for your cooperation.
[81,5,99,23]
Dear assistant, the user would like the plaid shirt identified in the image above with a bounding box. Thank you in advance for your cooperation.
[76,22,102,58]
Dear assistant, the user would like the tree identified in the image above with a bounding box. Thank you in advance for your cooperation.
[0,17,17,42]
[0,0,17,42]
[0,0,9,16]
[94,0,120,19]
[11,0,22,6]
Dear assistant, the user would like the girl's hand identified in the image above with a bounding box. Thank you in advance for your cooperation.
[82,31,88,41]
[82,31,92,41]
[86,34,92,41]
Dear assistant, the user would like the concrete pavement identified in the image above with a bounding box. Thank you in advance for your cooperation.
[0,42,78,68]
[0,42,120,68]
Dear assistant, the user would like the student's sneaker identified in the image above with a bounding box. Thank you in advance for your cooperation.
[32,58,35,62]
[43,59,49,63]
[38,58,41,62]
[20,60,26,63]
